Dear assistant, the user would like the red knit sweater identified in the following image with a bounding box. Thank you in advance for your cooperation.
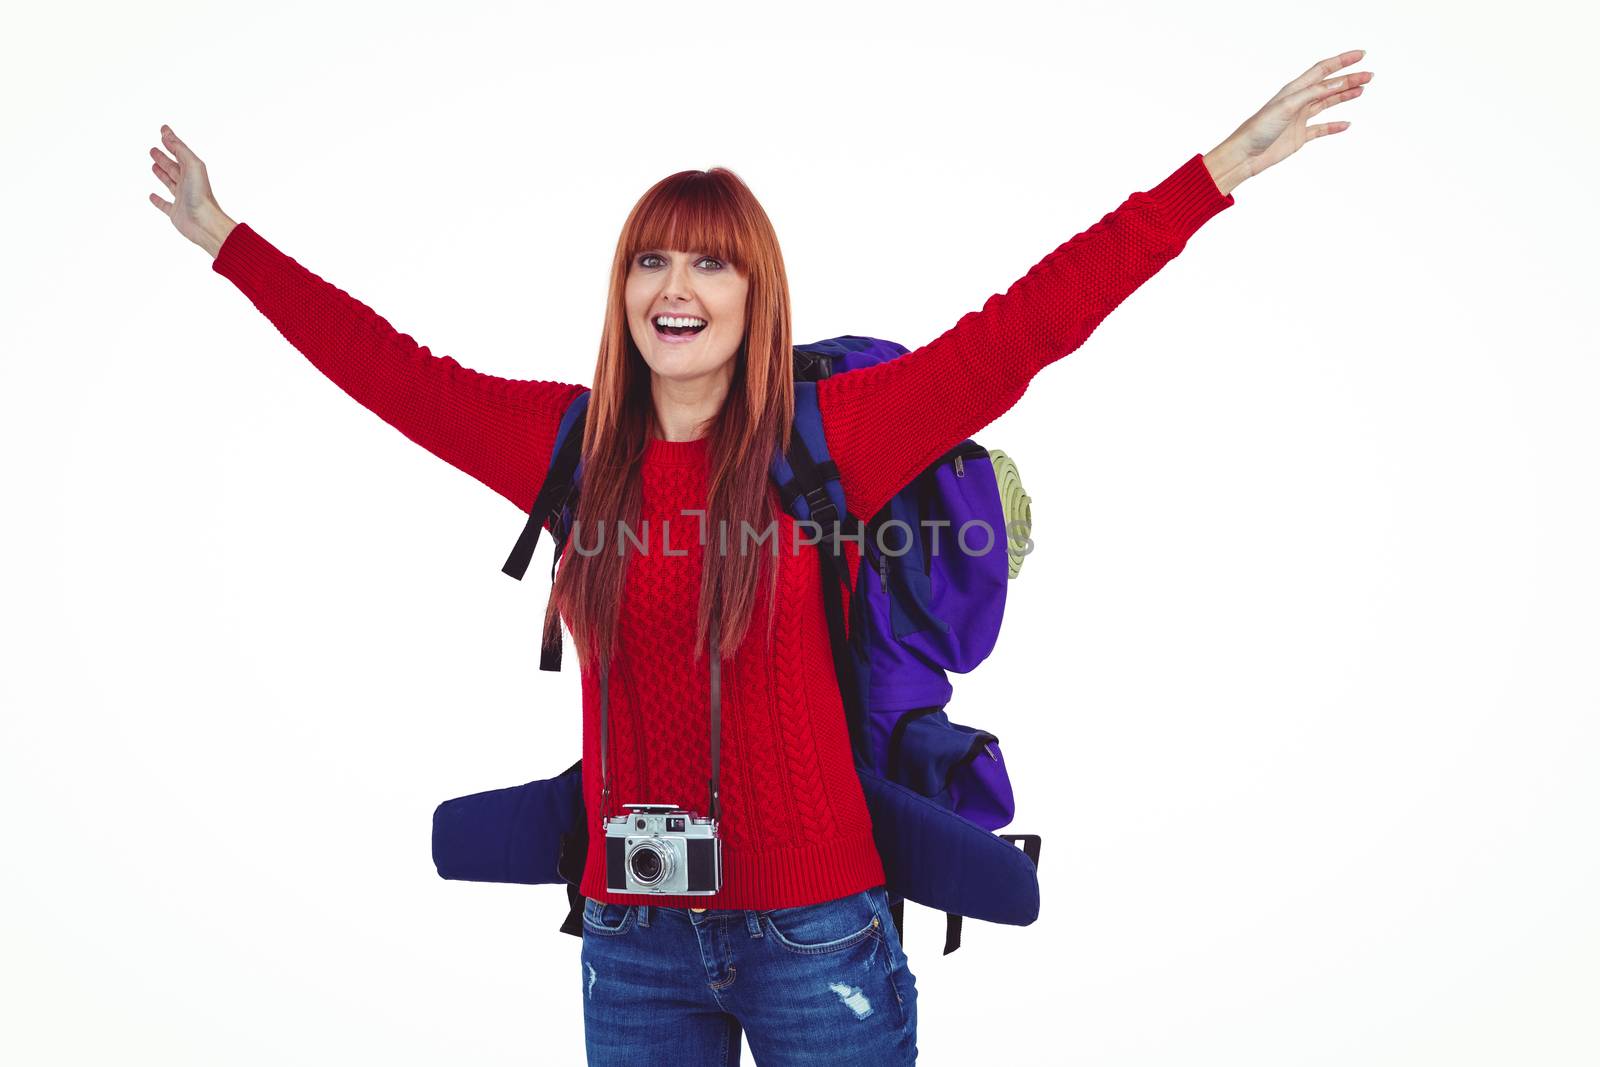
[212,152,1232,908]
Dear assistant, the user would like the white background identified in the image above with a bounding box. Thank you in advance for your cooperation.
[4,1,1596,1064]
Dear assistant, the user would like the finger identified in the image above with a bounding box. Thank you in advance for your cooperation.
[1283,73,1366,117]
[1306,85,1365,117]
[150,147,179,184]
[160,124,201,165]
[149,191,172,214]
[1281,49,1366,97]
[152,161,176,192]
[1305,121,1351,140]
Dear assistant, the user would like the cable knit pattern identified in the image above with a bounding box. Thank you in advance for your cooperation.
[210,152,1232,909]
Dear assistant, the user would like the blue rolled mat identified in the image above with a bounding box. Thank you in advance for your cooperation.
[431,760,582,885]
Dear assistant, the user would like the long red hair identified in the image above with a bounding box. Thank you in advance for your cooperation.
[543,167,795,674]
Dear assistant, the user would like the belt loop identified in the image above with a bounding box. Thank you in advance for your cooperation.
[638,904,652,928]
[745,910,764,938]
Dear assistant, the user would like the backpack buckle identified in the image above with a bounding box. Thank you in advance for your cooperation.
[802,485,838,529]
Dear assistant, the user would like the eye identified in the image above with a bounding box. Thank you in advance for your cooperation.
[635,253,726,271]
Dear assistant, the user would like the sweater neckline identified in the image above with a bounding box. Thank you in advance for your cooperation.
[643,433,710,468]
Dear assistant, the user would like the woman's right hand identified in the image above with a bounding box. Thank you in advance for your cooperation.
[148,124,235,258]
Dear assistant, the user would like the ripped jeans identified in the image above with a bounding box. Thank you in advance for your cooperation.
[579,884,918,1065]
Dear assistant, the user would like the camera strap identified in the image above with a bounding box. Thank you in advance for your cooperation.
[599,598,722,825]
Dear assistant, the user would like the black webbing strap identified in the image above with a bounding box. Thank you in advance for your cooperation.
[814,543,870,759]
[555,761,589,939]
[599,658,610,816]
[783,431,873,756]
[536,482,580,673]
[781,433,847,556]
[944,913,963,955]
[884,900,962,955]
[503,412,586,582]
[708,603,722,822]
[502,407,586,674]
[773,459,842,517]
[998,833,1043,867]
[560,883,584,937]
[793,349,834,382]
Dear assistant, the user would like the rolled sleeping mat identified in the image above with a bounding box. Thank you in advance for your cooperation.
[432,760,584,885]
[987,448,1032,580]
[856,763,1040,926]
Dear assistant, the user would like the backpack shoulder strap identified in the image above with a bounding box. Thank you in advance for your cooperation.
[502,390,591,582]
[771,382,876,758]
[774,383,847,538]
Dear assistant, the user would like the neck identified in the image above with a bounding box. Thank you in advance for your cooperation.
[650,363,733,442]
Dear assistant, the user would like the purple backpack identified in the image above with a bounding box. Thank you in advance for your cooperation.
[772,337,1040,951]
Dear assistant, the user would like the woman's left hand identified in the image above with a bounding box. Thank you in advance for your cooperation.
[1204,49,1373,196]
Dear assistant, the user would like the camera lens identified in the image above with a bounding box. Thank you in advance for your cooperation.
[627,840,674,887]
[631,848,661,882]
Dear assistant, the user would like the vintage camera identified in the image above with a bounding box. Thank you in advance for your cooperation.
[603,803,723,895]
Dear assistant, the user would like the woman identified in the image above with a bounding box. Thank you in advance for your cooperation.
[147,48,1370,1066]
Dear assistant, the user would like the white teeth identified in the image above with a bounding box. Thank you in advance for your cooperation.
[655,315,706,328]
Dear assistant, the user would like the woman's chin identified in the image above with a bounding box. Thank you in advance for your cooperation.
[643,349,734,382]
[643,352,696,376]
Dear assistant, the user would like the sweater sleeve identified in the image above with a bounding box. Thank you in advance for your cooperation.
[211,222,588,513]
[815,152,1234,522]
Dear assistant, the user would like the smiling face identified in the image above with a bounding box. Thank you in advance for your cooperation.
[625,247,750,388]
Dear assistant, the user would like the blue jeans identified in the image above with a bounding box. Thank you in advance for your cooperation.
[579,884,918,1065]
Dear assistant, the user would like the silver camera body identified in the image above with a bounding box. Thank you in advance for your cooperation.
[602,803,723,895]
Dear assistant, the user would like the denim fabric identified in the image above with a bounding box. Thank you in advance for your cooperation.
[579,883,918,1065]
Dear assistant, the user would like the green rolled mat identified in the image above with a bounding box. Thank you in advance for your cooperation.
[987,449,1032,579]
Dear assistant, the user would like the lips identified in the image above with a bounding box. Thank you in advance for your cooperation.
[653,319,707,343]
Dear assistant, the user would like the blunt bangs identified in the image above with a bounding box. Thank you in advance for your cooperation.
[627,174,753,274]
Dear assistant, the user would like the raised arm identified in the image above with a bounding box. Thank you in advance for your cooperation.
[210,222,587,513]
[816,49,1373,523]
[148,124,584,514]
[816,152,1232,523]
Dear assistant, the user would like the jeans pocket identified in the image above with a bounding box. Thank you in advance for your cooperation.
[867,887,914,1014]
[763,889,882,955]
[867,886,909,970]
[581,897,634,937]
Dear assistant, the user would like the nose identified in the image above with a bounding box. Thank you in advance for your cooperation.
[660,258,698,305]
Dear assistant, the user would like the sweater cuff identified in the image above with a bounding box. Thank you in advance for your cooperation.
[1145,152,1235,243]
[211,221,282,293]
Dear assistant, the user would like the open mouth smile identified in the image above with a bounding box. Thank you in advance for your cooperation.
[653,314,708,342]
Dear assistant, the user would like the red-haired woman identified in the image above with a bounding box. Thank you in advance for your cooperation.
[149,49,1370,1066]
